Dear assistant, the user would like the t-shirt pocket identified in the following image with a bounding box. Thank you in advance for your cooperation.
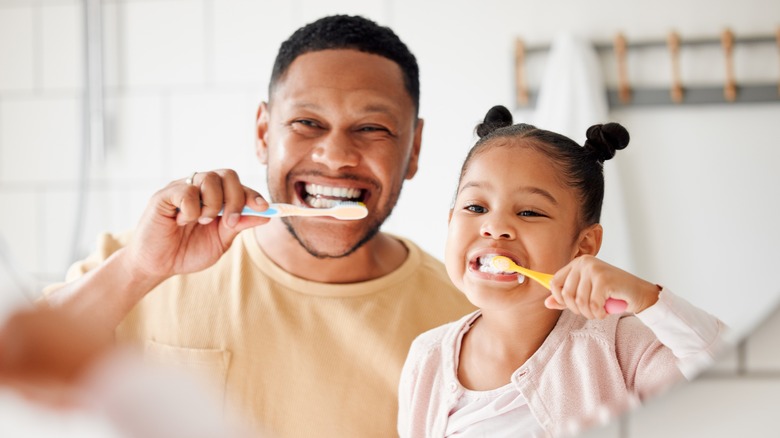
[143,340,232,407]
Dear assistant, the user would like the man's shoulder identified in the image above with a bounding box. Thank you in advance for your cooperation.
[392,235,475,316]
[396,237,453,285]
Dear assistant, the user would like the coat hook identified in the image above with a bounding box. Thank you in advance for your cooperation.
[776,26,780,97]
[721,28,737,102]
[667,31,683,103]
[515,38,529,106]
[614,32,631,104]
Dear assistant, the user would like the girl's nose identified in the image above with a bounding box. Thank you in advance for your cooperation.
[480,218,515,240]
[311,132,360,170]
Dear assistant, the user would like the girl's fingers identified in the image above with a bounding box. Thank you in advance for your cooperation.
[549,264,571,309]
[591,276,610,319]
[544,295,566,310]
[575,275,596,320]
[559,267,582,315]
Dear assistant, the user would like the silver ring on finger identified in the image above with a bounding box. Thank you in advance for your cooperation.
[185,171,198,186]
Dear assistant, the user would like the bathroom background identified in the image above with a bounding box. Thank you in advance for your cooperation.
[0,0,778,436]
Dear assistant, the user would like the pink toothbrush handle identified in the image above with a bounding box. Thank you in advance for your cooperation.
[605,298,628,314]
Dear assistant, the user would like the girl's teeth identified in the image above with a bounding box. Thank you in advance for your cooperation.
[517,275,526,284]
[478,263,502,274]
[477,255,516,275]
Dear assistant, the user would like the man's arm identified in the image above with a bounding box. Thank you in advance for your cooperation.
[45,247,167,333]
[45,169,270,334]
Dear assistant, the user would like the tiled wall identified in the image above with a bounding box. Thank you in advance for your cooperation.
[0,0,285,281]
[1,0,779,436]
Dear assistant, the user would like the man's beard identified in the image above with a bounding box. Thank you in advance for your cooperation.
[269,162,409,258]
[281,180,402,258]
[281,216,383,259]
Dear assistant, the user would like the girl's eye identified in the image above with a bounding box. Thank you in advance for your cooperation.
[518,210,543,217]
[465,204,487,214]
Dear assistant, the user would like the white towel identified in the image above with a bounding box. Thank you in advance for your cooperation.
[531,33,635,271]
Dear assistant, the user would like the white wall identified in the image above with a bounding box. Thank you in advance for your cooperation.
[1,0,780,436]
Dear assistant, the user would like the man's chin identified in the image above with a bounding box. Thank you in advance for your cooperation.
[282,219,381,259]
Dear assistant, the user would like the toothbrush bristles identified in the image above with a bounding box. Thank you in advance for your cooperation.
[491,256,512,271]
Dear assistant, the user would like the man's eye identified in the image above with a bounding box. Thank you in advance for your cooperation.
[358,126,390,133]
[465,204,487,214]
[293,119,319,128]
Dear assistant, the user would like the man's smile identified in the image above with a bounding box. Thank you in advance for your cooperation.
[296,181,369,208]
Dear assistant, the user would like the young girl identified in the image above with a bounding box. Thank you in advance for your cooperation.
[397,105,726,438]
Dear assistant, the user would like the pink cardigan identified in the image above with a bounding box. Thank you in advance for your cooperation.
[398,290,726,437]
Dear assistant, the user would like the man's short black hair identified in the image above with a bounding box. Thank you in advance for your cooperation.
[269,15,420,117]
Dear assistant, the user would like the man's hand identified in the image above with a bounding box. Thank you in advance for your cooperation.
[123,169,270,283]
[44,169,271,333]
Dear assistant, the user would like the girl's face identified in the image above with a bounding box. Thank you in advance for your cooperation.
[445,141,599,310]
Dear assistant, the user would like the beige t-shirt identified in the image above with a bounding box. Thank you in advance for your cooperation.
[63,229,475,437]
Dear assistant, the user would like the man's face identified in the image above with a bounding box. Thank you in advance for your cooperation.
[256,49,422,258]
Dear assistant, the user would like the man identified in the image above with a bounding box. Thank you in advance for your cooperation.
[46,15,474,437]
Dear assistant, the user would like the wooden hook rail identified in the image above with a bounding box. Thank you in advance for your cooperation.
[667,31,683,104]
[515,28,780,107]
[515,38,529,106]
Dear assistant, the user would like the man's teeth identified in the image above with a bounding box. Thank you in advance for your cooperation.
[304,183,362,209]
[305,196,341,208]
[304,184,361,199]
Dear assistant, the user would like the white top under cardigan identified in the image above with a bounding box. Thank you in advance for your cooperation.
[398,289,727,438]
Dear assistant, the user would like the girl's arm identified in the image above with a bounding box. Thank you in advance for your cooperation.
[547,255,729,379]
[635,287,729,379]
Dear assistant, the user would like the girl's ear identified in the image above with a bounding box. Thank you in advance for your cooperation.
[447,209,453,224]
[574,223,603,257]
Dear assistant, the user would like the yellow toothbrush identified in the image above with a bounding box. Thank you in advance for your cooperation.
[490,255,628,314]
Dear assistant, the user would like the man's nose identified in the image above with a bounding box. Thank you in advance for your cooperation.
[311,131,360,170]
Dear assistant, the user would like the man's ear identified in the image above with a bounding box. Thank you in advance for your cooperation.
[574,223,603,257]
[405,118,424,180]
[256,102,270,164]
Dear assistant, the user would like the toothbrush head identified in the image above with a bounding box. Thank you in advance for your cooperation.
[329,202,369,220]
[490,255,514,272]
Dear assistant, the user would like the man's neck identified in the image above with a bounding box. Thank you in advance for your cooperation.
[253,220,408,283]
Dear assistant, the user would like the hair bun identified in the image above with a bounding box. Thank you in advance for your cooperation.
[476,105,513,138]
[584,123,630,162]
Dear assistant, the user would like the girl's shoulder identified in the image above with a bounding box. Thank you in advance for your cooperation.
[406,310,481,370]
[565,311,623,342]
[411,310,480,351]
[563,311,659,351]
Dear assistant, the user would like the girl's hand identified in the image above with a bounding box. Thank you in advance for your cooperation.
[545,255,661,319]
